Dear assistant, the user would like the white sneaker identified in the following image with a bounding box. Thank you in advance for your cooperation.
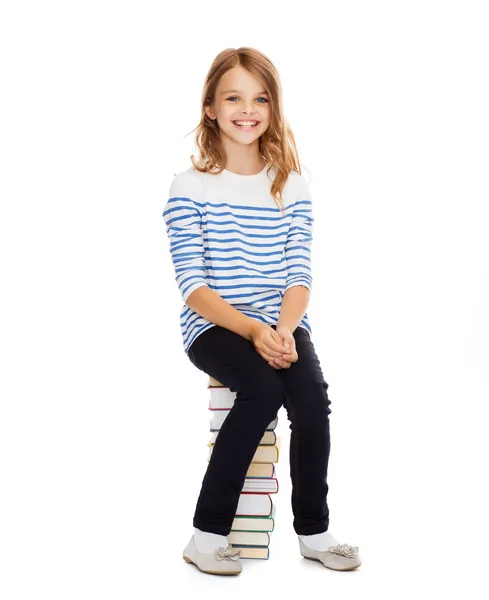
[183,535,243,575]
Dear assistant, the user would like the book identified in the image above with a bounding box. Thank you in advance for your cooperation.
[202,462,276,480]
[206,376,277,561]
[230,546,269,560]
[210,409,278,432]
[242,477,278,494]
[231,503,276,532]
[236,493,273,516]
[227,531,270,547]
[208,378,279,417]
[208,386,238,409]
[208,436,281,463]
[209,429,277,446]
[244,463,276,478]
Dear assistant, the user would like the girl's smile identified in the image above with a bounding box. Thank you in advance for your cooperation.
[232,120,260,131]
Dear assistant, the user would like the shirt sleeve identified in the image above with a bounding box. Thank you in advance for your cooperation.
[162,173,208,303]
[284,174,314,293]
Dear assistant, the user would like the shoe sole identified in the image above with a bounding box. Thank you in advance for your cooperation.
[301,554,361,571]
[183,554,241,575]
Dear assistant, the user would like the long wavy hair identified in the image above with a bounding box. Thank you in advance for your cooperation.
[188,47,304,216]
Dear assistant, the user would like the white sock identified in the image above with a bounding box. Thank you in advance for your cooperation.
[299,530,339,551]
[194,527,229,553]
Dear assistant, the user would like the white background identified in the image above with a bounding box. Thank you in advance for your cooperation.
[1,1,488,598]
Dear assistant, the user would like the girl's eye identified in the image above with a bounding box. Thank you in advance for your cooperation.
[227,96,268,103]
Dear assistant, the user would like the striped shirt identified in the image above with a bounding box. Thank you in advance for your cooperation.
[162,163,314,355]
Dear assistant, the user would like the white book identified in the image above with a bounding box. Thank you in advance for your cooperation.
[227,531,270,547]
[231,503,276,532]
[242,478,278,493]
[236,493,272,516]
[208,386,236,409]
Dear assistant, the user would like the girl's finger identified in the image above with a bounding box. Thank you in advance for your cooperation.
[261,348,283,362]
[266,345,288,357]
[279,352,296,364]
[261,346,287,361]
[268,357,284,369]
[267,332,290,355]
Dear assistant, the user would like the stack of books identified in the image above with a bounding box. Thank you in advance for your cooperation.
[207,376,281,560]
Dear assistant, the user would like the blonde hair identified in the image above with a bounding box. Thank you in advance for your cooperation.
[188,47,303,216]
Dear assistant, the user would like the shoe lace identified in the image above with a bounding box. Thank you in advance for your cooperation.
[215,545,242,561]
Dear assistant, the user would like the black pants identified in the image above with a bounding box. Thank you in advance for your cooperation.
[187,323,332,536]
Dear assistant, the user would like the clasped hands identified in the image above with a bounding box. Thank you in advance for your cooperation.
[249,322,298,370]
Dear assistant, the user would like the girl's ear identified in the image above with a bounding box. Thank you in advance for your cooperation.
[205,106,215,120]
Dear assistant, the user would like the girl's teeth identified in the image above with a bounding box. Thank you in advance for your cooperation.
[234,121,257,128]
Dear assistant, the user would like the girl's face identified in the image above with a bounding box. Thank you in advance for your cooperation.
[206,66,270,146]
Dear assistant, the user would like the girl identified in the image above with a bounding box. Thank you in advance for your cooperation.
[163,47,361,576]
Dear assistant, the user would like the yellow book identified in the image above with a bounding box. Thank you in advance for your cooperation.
[208,435,281,463]
[209,430,276,446]
[244,462,275,478]
[231,546,269,560]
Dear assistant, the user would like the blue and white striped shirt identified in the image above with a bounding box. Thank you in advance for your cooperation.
[162,163,314,355]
